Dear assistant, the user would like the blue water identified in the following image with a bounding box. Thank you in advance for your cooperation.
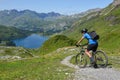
[13,34,48,48]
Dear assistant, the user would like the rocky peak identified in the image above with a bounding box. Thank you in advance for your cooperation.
[113,0,120,6]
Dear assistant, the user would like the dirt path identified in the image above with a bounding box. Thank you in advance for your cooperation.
[61,55,120,80]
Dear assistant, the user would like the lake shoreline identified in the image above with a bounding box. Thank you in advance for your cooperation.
[13,34,48,49]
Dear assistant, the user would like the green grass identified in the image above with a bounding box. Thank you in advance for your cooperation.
[0,48,74,80]
[0,46,33,58]
[38,35,77,55]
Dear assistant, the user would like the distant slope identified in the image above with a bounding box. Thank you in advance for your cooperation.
[0,10,63,33]
[0,25,31,40]
[0,9,70,34]
[0,9,101,34]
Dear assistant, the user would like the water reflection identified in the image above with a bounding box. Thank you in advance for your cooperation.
[13,34,48,48]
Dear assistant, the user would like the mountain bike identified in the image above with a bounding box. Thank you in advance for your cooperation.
[75,44,108,68]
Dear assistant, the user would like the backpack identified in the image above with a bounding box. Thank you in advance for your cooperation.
[88,31,99,40]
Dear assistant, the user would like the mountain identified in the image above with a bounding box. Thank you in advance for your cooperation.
[0,9,61,21]
[0,9,62,32]
[0,9,101,35]
[0,10,65,33]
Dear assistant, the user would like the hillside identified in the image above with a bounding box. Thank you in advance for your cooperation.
[0,25,31,41]
[0,25,32,46]
[38,35,77,55]
[63,3,120,54]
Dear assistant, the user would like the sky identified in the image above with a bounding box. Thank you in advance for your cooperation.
[0,0,114,15]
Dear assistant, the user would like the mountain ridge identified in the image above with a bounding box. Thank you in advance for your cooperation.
[0,9,102,34]
[0,9,61,19]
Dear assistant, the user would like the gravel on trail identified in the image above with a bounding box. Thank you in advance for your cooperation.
[61,55,120,80]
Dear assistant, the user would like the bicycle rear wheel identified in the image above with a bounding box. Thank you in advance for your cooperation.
[75,51,87,68]
[94,50,108,68]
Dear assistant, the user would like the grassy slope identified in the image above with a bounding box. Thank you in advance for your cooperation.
[0,35,76,79]
[0,48,74,80]
[0,46,34,60]
[37,35,76,55]
[63,4,120,55]
[62,4,120,69]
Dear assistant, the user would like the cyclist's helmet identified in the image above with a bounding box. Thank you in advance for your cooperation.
[81,28,88,33]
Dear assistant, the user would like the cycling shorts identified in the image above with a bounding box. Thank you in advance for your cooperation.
[87,43,98,52]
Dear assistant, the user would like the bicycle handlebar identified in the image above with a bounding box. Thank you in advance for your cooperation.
[76,43,88,47]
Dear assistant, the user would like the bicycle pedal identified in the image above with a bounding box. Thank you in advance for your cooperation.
[93,64,98,68]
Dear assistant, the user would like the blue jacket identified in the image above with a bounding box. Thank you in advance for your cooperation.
[83,33,98,44]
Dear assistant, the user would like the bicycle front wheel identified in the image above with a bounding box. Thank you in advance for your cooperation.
[75,51,87,68]
[95,50,108,68]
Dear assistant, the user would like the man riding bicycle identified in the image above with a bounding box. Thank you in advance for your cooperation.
[76,28,98,67]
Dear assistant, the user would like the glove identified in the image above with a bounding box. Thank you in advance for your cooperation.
[76,44,79,47]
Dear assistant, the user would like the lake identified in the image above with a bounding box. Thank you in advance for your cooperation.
[13,34,48,48]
